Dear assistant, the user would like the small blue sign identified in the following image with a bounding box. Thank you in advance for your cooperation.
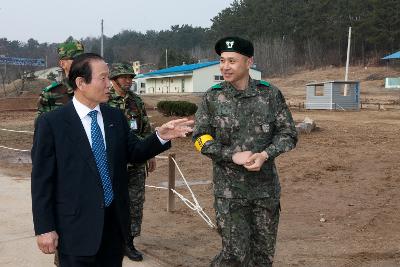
[0,56,45,67]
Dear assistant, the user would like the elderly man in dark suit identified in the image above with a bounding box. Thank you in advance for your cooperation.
[31,53,193,267]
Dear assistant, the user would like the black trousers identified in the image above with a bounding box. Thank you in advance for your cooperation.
[59,202,124,267]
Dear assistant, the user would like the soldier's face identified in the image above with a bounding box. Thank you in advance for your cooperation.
[115,75,133,92]
[219,52,252,84]
[59,59,73,76]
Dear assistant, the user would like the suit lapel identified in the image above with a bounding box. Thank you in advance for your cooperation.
[100,105,116,182]
[63,101,101,182]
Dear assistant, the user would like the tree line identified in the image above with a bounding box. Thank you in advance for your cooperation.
[0,0,399,81]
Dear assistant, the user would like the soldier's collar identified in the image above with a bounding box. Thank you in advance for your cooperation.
[109,87,121,98]
[227,78,258,98]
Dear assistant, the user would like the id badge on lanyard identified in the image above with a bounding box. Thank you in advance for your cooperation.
[130,119,138,130]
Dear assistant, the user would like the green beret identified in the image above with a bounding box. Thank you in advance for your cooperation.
[109,63,136,80]
[57,40,84,59]
[215,36,254,57]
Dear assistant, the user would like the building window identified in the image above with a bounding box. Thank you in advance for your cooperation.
[314,85,324,96]
[141,83,145,88]
[214,75,224,81]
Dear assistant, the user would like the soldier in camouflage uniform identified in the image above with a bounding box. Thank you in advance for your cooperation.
[107,63,156,262]
[37,40,84,116]
[35,40,84,267]
[193,37,298,267]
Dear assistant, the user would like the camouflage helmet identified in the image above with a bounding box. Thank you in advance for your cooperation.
[109,63,136,80]
[57,40,84,60]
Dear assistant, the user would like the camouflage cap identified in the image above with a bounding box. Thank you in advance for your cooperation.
[57,40,84,59]
[109,63,136,80]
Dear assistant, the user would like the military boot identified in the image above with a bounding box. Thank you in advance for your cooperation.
[125,236,143,261]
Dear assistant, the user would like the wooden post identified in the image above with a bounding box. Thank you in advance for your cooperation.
[378,103,380,111]
[298,102,301,111]
[360,101,363,109]
[167,153,176,212]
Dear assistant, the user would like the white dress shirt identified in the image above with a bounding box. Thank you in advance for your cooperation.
[72,97,106,148]
[72,97,168,148]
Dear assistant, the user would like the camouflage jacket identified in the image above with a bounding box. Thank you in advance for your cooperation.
[37,76,73,116]
[193,78,298,199]
[107,86,152,138]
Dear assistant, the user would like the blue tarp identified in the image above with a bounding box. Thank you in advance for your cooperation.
[382,51,400,60]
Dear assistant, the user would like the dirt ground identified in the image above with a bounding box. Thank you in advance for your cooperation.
[1,66,400,266]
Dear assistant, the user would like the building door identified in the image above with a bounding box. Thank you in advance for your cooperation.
[181,79,185,93]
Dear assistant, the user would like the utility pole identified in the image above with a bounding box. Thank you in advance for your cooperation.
[101,19,104,57]
[165,49,168,68]
[3,62,6,96]
[344,26,352,96]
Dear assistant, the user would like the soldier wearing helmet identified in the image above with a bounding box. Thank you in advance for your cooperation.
[37,40,84,116]
[108,62,156,262]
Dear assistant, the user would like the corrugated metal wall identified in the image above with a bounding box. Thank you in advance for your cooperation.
[306,81,360,110]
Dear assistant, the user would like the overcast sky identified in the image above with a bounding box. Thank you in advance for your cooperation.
[0,0,234,43]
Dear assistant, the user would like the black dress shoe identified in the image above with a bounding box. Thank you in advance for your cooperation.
[125,243,143,261]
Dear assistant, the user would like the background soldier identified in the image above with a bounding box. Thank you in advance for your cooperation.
[37,40,84,116]
[193,37,298,266]
[108,63,156,262]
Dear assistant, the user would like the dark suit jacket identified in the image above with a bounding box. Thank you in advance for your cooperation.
[31,101,170,256]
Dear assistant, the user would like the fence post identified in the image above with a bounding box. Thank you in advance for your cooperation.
[378,103,381,111]
[167,153,176,212]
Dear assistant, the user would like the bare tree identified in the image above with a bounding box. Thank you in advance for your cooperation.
[254,37,296,77]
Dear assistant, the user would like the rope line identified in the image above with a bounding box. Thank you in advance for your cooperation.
[0,127,215,228]
[0,145,30,152]
[146,157,215,228]
[155,155,169,159]
[0,128,34,134]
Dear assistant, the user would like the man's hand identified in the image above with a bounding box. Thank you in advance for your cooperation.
[156,118,194,140]
[243,151,269,172]
[232,151,253,165]
[147,158,156,172]
[37,231,58,254]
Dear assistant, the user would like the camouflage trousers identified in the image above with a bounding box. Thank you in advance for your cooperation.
[127,164,147,237]
[211,197,280,267]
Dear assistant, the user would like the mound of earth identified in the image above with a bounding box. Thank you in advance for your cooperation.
[1,78,50,97]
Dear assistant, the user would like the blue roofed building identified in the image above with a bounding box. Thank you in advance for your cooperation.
[382,51,400,89]
[382,51,400,60]
[134,61,262,94]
